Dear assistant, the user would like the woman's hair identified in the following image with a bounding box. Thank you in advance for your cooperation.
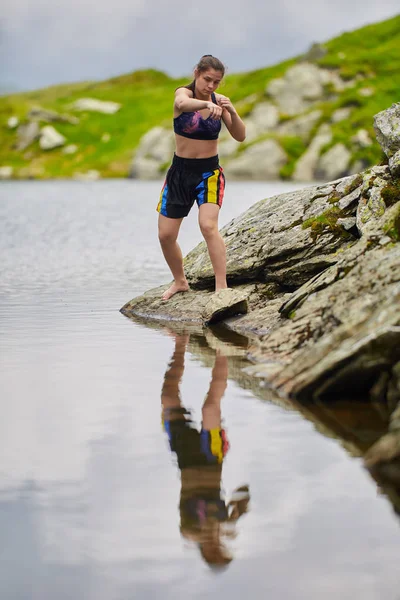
[184,55,225,94]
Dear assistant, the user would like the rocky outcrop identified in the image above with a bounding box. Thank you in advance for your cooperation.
[122,103,400,469]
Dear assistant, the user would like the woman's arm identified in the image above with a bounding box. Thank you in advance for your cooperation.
[174,88,222,119]
[218,95,246,142]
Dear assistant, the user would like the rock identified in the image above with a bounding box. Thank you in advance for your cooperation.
[247,102,279,133]
[218,137,241,159]
[39,126,66,150]
[15,121,40,151]
[337,217,356,230]
[224,139,287,180]
[73,170,101,181]
[129,126,174,178]
[365,432,400,467]
[71,98,121,114]
[276,110,322,141]
[316,143,351,181]
[266,64,329,115]
[300,42,327,62]
[351,129,373,147]
[389,150,400,177]
[0,166,13,179]
[28,107,79,125]
[183,176,360,291]
[359,87,374,97]
[202,289,249,325]
[7,116,19,129]
[130,157,163,180]
[63,144,78,154]
[374,103,400,160]
[292,124,332,181]
[331,108,352,123]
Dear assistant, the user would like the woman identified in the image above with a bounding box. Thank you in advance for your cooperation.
[157,55,246,301]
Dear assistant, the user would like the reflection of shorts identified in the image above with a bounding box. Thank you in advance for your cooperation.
[163,414,230,470]
[157,154,225,219]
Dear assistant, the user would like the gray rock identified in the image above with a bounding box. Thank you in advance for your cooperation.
[292,124,332,181]
[0,166,13,179]
[7,116,19,129]
[28,107,79,125]
[373,102,400,160]
[316,143,351,181]
[389,150,400,177]
[224,139,287,180]
[248,102,279,132]
[337,217,356,230]
[267,64,329,115]
[71,98,121,114]
[15,121,40,151]
[276,110,322,141]
[331,108,352,123]
[202,289,249,325]
[351,129,373,147]
[39,125,66,150]
[130,126,174,178]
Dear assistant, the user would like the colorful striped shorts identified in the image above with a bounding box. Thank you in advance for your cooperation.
[157,154,225,219]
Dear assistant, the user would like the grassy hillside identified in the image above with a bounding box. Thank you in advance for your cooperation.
[0,14,399,179]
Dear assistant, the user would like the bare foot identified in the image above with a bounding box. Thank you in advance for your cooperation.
[161,282,189,301]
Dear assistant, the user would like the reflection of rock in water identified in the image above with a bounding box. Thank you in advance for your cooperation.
[125,314,400,522]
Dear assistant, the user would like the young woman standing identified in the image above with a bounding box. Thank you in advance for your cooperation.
[157,55,246,301]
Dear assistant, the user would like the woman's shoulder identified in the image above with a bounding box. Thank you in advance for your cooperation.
[175,87,193,97]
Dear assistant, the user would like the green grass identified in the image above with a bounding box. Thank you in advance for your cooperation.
[1,14,399,179]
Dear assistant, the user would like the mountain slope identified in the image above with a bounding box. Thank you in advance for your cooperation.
[0,14,399,179]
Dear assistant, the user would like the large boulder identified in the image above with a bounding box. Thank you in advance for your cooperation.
[223,139,287,180]
[315,143,352,181]
[292,124,332,182]
[266,64,332,115]
[130,126,174,179]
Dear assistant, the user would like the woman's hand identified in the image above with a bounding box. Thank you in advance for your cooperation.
[217,95,236,115]
[207,101,223,120]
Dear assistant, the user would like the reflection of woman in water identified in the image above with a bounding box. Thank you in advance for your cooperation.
[161,332,250,568]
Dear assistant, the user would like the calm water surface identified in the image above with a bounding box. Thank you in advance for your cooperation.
[1,180,399,600]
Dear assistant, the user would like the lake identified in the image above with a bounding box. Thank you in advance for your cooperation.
[1,180,399,600]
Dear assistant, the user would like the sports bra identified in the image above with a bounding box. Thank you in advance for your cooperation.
[173,91,222,141]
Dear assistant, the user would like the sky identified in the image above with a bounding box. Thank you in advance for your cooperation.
[0,0,399,91]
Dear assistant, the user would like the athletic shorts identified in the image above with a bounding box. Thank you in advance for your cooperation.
[163,412,230,470]
[156,154,225,219]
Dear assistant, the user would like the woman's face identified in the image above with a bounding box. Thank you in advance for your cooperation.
[195,68,223,97]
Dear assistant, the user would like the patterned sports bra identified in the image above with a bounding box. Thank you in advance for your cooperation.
[173,91,222,141]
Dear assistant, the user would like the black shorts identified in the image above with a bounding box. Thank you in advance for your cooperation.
[156,154,225,219]
[163,414,230,470]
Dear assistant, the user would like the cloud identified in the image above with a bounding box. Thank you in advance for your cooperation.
[0,0,399,89]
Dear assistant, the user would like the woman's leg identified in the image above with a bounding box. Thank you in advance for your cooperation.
[158,214,189,301]
[198,203,227,292]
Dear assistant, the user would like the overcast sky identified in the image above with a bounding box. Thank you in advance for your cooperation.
[1,0,399,91]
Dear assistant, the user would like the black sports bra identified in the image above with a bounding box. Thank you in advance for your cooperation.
[173,92,221,141]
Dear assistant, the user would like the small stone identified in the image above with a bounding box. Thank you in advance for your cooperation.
[0,166,13,179]
[7,116,19,129]
[337,217,356,231]
[63,144,78,154]
[202,289,248,326]
[39,125,66,150]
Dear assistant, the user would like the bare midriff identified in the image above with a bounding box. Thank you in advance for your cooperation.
[175,134,219,159]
